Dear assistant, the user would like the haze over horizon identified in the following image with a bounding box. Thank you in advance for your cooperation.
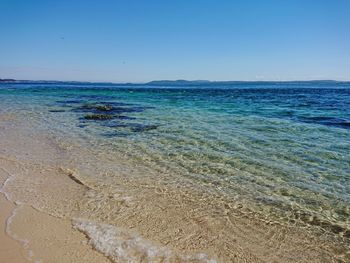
[1,0,349,82]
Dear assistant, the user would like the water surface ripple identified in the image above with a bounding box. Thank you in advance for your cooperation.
[1,81,349,239]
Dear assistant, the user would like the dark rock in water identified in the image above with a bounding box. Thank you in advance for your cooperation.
[49,109,65,113]
[131,124,158,132]
[115,115,136,120]
[323,121,350,129]
[73,104,146,115]
[103,122,158,132]
[79,103,115,111]
[101,132,129,138]
[103,105,145,113]
[344,230,350,238]
[298,116,350,129]
[340,122,350,127]
[76,103,115,112]
[95,105,113,111]
[80,103,100,110]
[84,114,114,120]
[102,122,129,128]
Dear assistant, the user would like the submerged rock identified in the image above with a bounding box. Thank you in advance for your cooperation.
[84,114,114,120]
[131,124,158,132]
[95,105,114,111]
[73,102,148,116]
[114,115,136,120]
[49,109,66,113]
[80,104,114,111]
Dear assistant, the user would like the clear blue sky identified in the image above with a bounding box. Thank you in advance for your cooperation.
[1,0,349,82]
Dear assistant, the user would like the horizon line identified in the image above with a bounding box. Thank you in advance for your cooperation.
[1,78,350,85]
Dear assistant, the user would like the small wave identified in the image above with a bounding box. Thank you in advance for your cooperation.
[73,219,217,263]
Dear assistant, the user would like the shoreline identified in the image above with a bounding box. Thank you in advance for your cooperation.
[0,194,27,263]
[0,113,349,262]
[0,156,111,263]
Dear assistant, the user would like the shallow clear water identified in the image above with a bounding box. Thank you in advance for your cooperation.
[1,81,350,235]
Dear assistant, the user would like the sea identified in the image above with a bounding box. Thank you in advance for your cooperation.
[0,80,349,262]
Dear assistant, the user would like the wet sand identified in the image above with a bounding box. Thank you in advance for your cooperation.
[0,152,27,263]
[0,164,111,263]
[0,194,27,263]
[0,114,111,263]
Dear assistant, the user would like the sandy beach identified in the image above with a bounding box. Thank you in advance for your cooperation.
[0,194,27,263]
[0,108,349,263]
[0,134,111,263]
[2,0,350,261]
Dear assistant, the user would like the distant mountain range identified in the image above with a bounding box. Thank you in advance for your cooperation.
[1,78,349,85]
[146,80,211,85]
[145,79,349,86]
[0,78,16,82]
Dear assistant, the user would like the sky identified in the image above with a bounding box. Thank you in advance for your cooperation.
[1,0,350,82]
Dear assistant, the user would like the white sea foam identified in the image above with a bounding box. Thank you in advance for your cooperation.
[73,219,217,263]
[5,203,40,262]
[0,167,14,201]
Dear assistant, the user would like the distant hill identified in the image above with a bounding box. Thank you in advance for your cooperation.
[146,80,211,86]
[1,78,349,86]
[0,78,16,82]
[145,79,348,86]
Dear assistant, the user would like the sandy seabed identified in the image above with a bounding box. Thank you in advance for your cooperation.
[0,113,349,263]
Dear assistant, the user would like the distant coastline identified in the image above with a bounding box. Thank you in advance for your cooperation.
[145,79,350,86]
[1,78,350,86]
[0,78,16,82]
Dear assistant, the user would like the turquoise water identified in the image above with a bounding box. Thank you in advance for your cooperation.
[1,81,350,235]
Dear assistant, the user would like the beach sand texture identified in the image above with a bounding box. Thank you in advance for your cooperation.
[0,153,111,263]
[0,112,349,262]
